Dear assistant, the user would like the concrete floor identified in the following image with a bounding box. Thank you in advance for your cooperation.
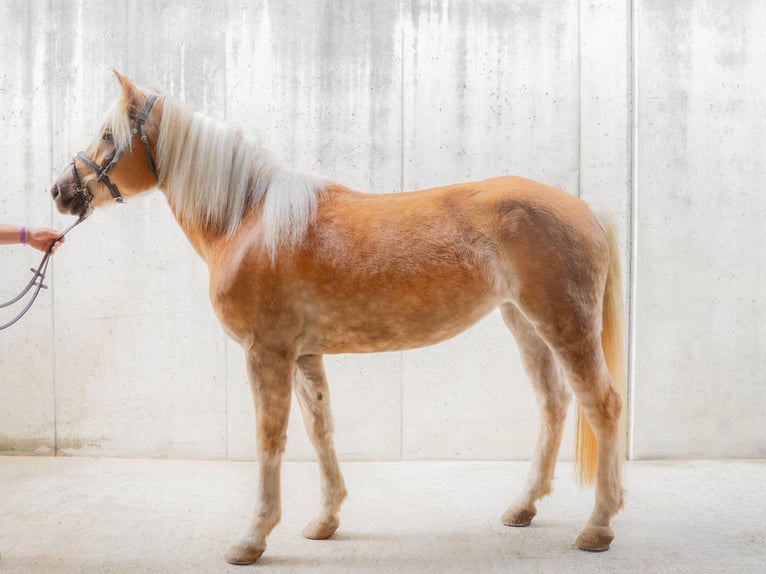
[0,458,764,573]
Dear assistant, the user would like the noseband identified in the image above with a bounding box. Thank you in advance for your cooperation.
[71,93,160,207]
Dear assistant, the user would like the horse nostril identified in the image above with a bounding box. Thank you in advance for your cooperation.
[51,185,60,200]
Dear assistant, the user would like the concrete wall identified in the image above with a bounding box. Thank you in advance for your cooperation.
[632,0,766,458]
[0,0,763,461]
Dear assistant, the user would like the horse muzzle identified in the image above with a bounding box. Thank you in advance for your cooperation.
[50,181,93,218]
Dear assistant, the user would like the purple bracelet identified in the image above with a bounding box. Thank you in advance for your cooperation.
[20,226,26,244]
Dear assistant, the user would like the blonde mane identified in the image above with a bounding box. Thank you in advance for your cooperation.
[152,96,325,259]
[94,97,134,154]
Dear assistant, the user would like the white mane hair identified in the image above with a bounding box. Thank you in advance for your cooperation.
[149,95,326,259]
[93,97,134,154]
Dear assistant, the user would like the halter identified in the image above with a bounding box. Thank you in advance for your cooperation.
[71,93,160,207]
[1,94,161,331]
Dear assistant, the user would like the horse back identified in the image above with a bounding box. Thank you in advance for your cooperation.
[207,176,608,353]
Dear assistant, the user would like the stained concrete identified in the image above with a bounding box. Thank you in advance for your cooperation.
[0,457,764,573]
[2,0,765,463]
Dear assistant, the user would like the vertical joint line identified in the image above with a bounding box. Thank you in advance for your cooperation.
[626,0,639,461]
[398,0,406,460]
[399,1,405,197]
[223,1,229,122]
[576,0,582,198]
[222,1,230,461]
[224,336,230,460]
[47,0,59,456]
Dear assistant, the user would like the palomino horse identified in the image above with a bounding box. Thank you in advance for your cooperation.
[51,72,626,565]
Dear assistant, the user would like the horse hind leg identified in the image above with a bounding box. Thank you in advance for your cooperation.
[542,321,625,552]
[568,337,626,551]
[500,303,571,527]
[294,354,347,540]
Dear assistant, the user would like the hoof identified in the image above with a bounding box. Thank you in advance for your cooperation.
[576,525,614,552]
[501,505,537,527]
[225,540,266,565]
[303,516,340,540]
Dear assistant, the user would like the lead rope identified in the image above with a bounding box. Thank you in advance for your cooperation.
[0,216,85,330]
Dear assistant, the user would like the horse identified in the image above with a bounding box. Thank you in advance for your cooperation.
[50,71,626,565]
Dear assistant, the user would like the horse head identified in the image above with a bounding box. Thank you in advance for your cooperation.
[50,71,163,218]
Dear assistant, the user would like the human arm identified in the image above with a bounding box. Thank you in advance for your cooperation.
[0,224,64,253]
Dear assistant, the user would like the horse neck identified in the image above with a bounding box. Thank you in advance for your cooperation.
[165,197,226,264]
[164,191,270,271]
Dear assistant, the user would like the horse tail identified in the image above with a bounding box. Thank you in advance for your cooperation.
[575,208,627,485]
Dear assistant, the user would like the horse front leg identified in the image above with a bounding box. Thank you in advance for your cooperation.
[294,354,347,540]
[225,345,294,565]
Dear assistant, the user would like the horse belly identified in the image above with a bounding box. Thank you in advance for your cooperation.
[300,273,501,354]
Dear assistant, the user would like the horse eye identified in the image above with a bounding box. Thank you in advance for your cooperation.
[102,131,113,142]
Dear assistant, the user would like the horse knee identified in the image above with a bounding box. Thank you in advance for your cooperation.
[259,432,288,456]
[255,400,291,455]
[546,388,572,417]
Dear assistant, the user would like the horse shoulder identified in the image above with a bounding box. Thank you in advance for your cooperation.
[205,216,280,344]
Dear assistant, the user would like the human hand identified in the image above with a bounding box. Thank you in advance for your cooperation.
[26,227,65,254]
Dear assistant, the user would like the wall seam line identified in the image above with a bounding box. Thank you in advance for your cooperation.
[627,0,639,461]
[47,0,59,457]
[398,0,406,461]
[576,0,582,198]
[223,1,230,461]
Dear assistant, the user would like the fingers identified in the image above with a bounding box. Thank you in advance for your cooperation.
[28,227,65,253]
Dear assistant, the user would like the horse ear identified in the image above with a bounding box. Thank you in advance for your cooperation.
[113,69,140,103]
